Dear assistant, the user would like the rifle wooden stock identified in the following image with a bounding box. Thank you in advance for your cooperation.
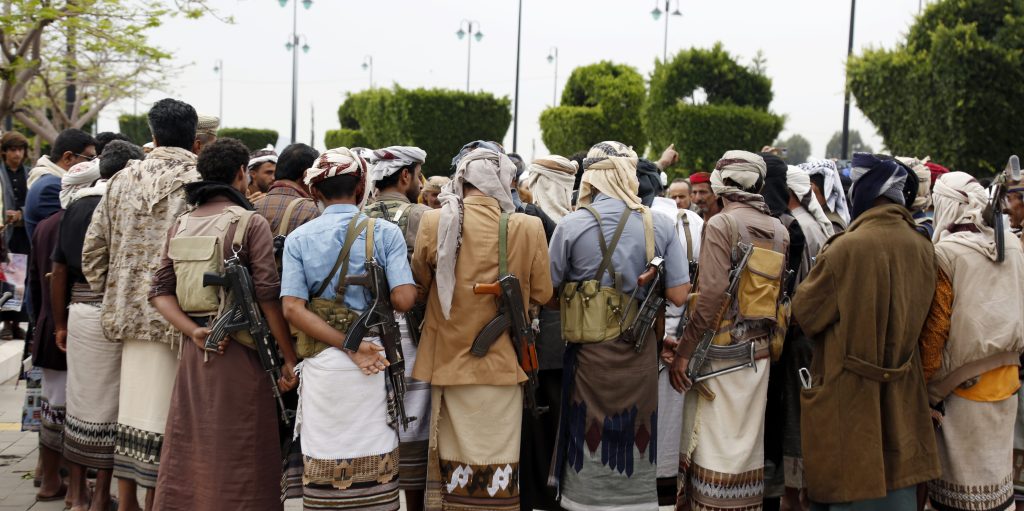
[474,282,502,296]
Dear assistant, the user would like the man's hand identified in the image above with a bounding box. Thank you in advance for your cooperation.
[660,336,679,366]
[658,144,679,170]
[191,326,222,354]
[278,361,298,392]
[669,354,693,393]
[348,340,389,375]
[55,329,68,352]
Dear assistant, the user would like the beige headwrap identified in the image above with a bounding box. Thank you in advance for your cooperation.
[710,150,766,196]
[435,148,516,319]
[896,156,932,212]
[932,172,998,260]
[578,141,643,211]
[787,165,835,237]
[524,155,577,222]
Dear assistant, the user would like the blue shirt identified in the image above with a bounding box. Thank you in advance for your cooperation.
[281,204,414,311]
[549,194,688,295]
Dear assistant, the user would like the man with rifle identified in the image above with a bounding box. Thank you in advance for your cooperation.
[669,150,789,511]
[148,138,298,510]
[280,148,416,511]
[410,145,552,511]
[548,141,689,511]
[364,145,433,511]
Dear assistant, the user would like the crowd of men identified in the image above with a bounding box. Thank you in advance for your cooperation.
[0,96,1021,511]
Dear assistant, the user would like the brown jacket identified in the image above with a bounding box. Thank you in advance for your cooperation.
[411,196,553,386]
[793,204,940,503]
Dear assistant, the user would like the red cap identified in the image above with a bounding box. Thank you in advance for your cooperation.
[689,171,711,184]
[924,161,949,184]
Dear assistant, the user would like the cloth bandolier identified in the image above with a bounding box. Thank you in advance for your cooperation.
[675,155,790,511]
[150,191,285,511]
[366,193,434,495]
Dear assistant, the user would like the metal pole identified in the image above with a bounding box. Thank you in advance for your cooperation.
[290,0,298,144]
[512,0,522,152]
[466,23,473,92]
[663,0,669,62]
[841,0,855,159]
[217,60,224,123]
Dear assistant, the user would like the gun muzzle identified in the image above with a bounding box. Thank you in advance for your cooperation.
[473,282,502,296]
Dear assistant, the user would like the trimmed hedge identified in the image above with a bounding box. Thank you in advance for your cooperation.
[324,129,368,150]
[848,0,1024,175]
[645,44,784,170]
[118,113,150,146]
[539,62,646,156]
[217,128,278,152]
[329,87,511,176]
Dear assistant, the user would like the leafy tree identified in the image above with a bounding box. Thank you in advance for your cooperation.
[1,0,217,143]
[825,130,874,159]
[538,61,646,156]
[644,43,784,170]
[775,133,811,163]
[848,0,1024,174]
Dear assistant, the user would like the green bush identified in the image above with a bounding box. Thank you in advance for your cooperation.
[849,0,1024,174]
[539,62,646,156]
[330,87,511,176]
[117,113,150,146]
[324,129,369,150]
[644,44,784,170]
[216,128,278,152]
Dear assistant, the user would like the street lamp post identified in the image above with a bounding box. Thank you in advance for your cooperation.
[213,59,223,123]
[650,0,682,62]
[361,55,374,89]
[841,0,856,160]
[456,20,483,92]
[280,0,313,144]
[547,47,559,107]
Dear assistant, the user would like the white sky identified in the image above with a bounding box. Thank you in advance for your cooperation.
[93,0,930,162]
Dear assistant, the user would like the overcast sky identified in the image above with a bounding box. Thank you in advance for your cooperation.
[93,0,930,163]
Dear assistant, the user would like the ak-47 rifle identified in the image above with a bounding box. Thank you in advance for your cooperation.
[685,242,754,389]
[471,274,547,417]
[203,255,291,424]
[983,155,1021,263]
[621,257,665,353]
[341,258,416,431]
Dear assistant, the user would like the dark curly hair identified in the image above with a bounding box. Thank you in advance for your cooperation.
[197,138,249,184]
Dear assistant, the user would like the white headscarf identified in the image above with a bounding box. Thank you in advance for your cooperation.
[60,160,101,209]
[787,165,835,237]
[578,141,643,210]
[524,155,577,222]
[799,158,851,225]
[436,148,516,319]
[932,171,999,260]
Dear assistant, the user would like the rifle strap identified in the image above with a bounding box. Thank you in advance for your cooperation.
[499,212,510,277]
[311,214,367,299]
[278,197,313,237]
[678,210,694,264]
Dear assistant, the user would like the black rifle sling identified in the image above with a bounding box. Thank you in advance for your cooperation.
[310,214,368,300]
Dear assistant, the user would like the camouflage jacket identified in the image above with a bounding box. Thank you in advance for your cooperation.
[82,146,200,343]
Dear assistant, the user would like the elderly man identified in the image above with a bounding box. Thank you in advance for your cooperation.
[83,98,201,511]
[792,153,939,509]
[670,151,789,511]
[550,141,688,511]
[412,146,552,511]
[919,172,1024,511]
[689,171,721,222]
[421,176,449,209]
